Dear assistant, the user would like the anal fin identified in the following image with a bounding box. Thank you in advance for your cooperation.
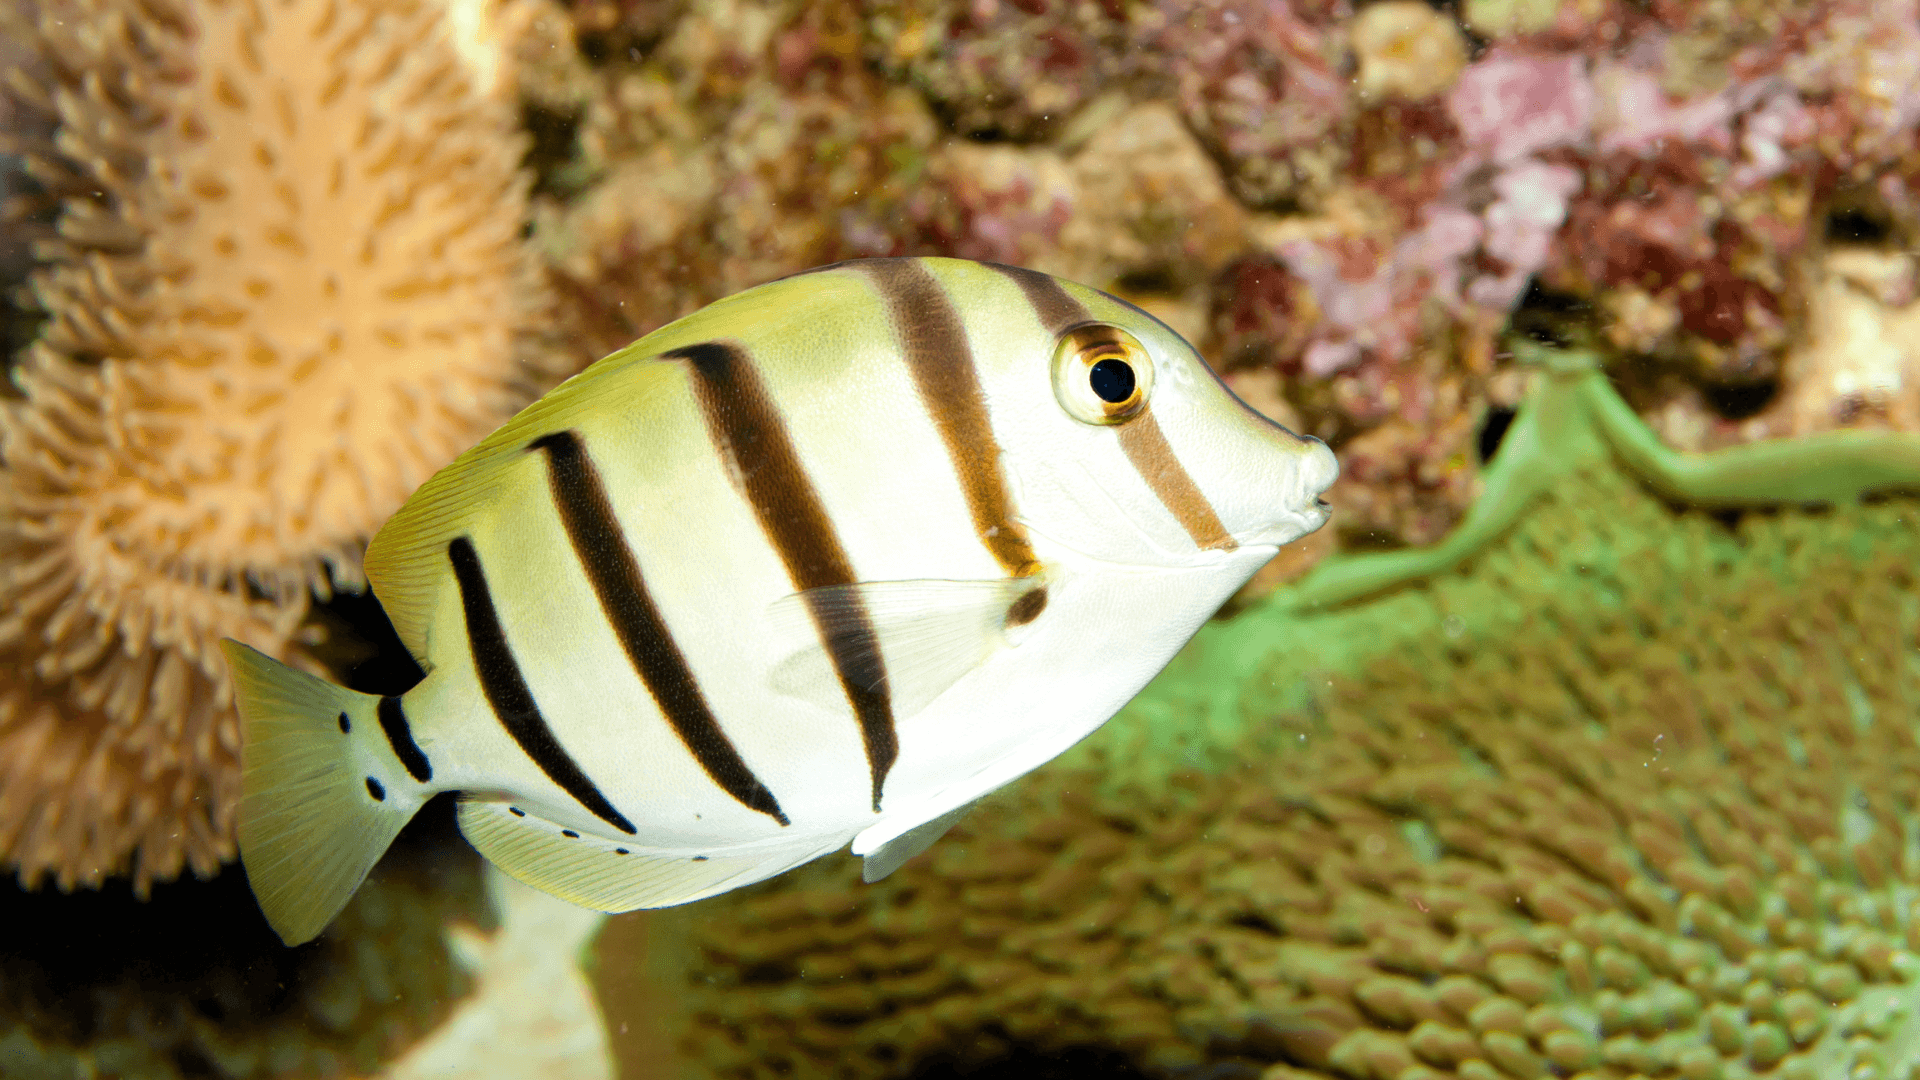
[456,799,843,912]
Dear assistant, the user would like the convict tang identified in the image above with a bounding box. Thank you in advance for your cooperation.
[223,257,1338,945]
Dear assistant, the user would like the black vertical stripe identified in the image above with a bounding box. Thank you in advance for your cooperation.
[671,341,898,811]
[526,430,789,826]
[856,259,1042,578]
[985,261,1091,334]
[448,535,640,835]
[376,695,432,782]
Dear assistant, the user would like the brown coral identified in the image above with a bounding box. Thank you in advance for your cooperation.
[0,0,543,890]
[642,468,1920,1080]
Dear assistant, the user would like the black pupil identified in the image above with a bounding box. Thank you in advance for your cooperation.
[1088,358,1135,404]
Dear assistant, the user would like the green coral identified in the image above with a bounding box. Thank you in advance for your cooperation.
[1089,345,1920,786]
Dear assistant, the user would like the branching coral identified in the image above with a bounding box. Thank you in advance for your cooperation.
[0,0,544,890]
[1284,343,1920,613]
[640,424,1920,1080]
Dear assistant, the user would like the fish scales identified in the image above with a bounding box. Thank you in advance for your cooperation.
[223,257,1339,945]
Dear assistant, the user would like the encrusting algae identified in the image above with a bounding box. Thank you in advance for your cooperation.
[0,0,546,890]
[642,362,1920,1080]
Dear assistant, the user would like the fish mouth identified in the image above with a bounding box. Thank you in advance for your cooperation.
[1236,438,1337,549]
[1238,497,1332,549]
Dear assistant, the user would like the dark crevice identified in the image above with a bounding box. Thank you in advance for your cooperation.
[738,961,797,986]
[304,583,424,696]
[521,102,587,199]
[572,0,685,67]
[1702,379,1778,420]
[1507,278,1591,347]
[1114,264,1179,298]
[0,794,467,1046]
[1825,206,1892,245]
[1226,910,1282,937]
[906,1042,1154,1080]
[1477,405,1516,464]
[1,154,49,385]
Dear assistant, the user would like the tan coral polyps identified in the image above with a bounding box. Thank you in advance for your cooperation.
[0,0,540,890]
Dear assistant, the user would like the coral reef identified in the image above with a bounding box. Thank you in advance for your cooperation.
[862,0,1135,142]
[0,0,545,890]
[1283,343,1920,613]
[642,437,1920,1080]
[534,0,1920,560]
[0,811,490,1080]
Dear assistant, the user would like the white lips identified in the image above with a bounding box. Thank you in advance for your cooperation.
[1239,437,1339,549]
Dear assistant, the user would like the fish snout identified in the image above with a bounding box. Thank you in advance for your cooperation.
[1235,432,1338,551]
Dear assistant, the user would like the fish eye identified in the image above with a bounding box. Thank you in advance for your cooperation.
[1088,358,1134,403]
[1052,323,1153,425]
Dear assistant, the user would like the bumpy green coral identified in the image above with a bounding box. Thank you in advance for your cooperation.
[1095,344,1920,784]
[642,352,1920,1080]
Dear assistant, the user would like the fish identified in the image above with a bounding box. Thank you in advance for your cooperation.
[222,257,1338,945]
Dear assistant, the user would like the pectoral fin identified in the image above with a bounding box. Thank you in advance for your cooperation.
[768,577,1047,721]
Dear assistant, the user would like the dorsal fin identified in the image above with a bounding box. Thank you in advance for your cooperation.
[363,350,674,666]
[363,275,857,665]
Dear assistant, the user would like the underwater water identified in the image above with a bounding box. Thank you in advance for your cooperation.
[7,0,1920,1078]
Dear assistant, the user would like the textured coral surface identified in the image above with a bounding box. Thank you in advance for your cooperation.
[0,0,541,890]
[646,467,1920,1080]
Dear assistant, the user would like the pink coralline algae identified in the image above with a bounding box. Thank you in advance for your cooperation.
[1254,46,1591,422]
[1251,1,1920,431]
[1161,0,1355,209]
[1450,50,1593,165]
[1188,0,1920,543]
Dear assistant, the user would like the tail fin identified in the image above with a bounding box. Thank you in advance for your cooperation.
[222,640,422,946]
